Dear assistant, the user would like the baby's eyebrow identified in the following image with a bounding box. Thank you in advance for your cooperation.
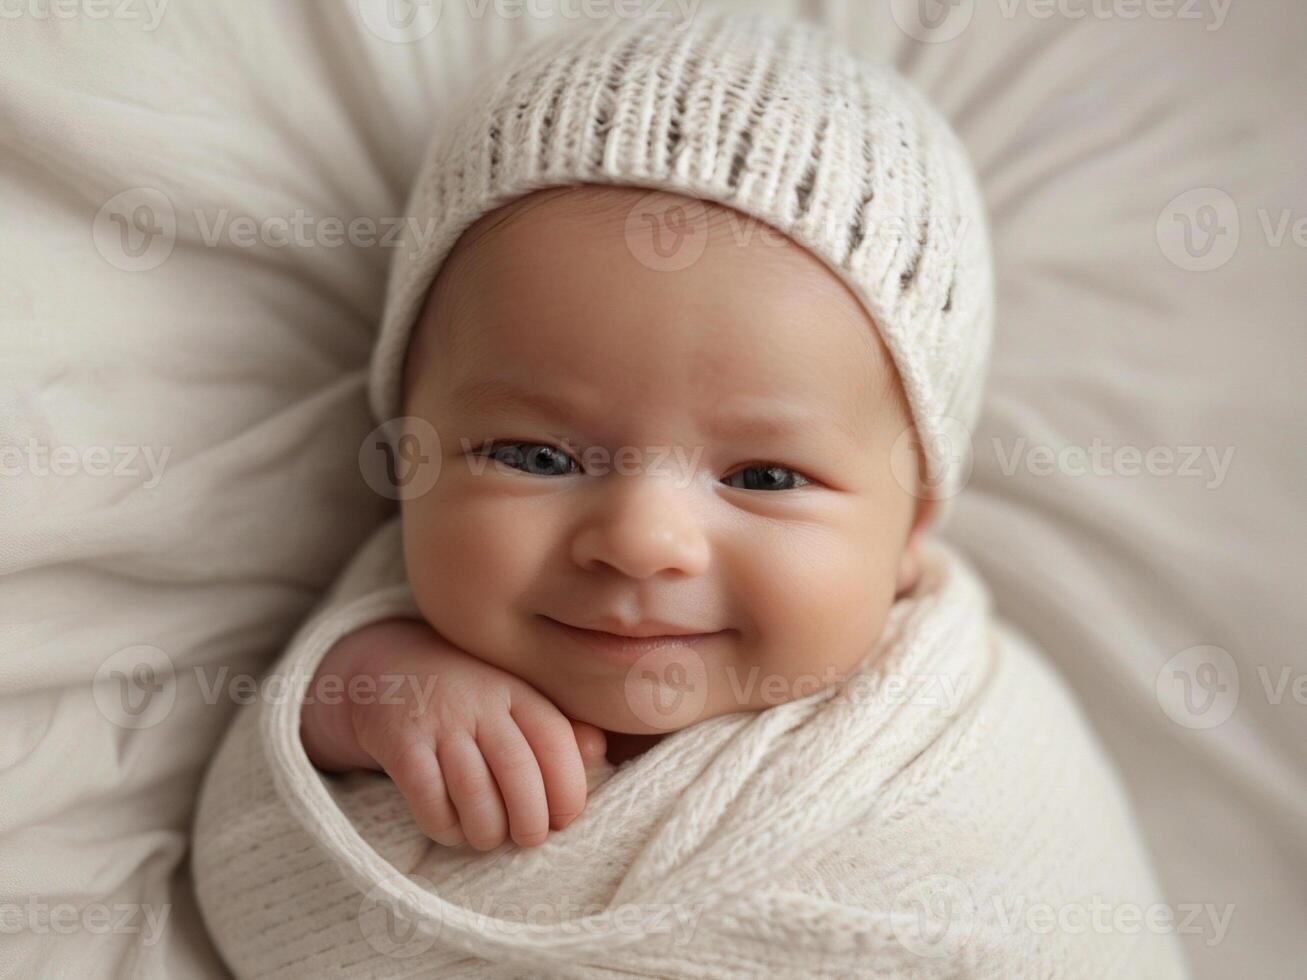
[449,377,587,422]
[449,376,860,442]
[705,402,856,442]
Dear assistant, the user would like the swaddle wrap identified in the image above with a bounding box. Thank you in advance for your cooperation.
[192,518,1187,978]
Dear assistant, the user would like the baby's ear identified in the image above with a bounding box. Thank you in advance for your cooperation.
[895,496,937,597]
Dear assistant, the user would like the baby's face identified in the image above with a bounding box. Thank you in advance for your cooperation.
[399,185,930,735]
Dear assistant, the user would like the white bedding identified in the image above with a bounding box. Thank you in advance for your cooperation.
[1,1,1303,978]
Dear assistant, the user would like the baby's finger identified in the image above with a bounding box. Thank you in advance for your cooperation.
[376,738,464,847]
[476,715,550,847]
[436,731,509,851]
[510,697,588,832]
[571,719,608,768]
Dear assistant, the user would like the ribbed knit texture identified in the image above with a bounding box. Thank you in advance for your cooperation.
[192,519,1187,978]
[367,9,994,502]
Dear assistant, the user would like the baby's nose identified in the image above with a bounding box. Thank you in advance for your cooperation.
[569,473,711,580]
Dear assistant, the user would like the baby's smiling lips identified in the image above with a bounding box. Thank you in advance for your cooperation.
[542,615,726,658]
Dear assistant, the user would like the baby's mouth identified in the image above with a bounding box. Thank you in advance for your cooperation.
[541,616,727,660]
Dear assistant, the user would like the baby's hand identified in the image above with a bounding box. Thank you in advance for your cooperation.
[300,618,608,850]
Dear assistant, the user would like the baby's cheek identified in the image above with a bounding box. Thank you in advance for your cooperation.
[739,532,895,704]
[401,492,541,654]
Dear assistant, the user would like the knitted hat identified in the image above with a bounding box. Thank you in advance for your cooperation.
[369,9,994,503]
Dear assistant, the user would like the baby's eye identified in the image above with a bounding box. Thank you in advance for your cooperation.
[476,441,578,477]
[722,463,812,492]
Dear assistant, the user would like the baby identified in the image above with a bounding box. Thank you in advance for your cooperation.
[193,10,1187,977]
[300,179,940,851]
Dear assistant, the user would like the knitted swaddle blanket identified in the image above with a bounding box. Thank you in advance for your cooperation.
[192,519,1187,978]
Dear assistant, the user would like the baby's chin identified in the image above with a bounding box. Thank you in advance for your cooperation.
[531,661,836,737]
[533,672,705,737]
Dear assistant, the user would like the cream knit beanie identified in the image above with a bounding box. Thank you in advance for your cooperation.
[369,8,994,502]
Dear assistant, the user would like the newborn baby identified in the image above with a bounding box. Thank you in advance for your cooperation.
[300,180,940,850]
[193,10,1187,978]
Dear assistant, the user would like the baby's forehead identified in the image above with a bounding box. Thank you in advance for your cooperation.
[453,184,827,274]
[408,184,902,423]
